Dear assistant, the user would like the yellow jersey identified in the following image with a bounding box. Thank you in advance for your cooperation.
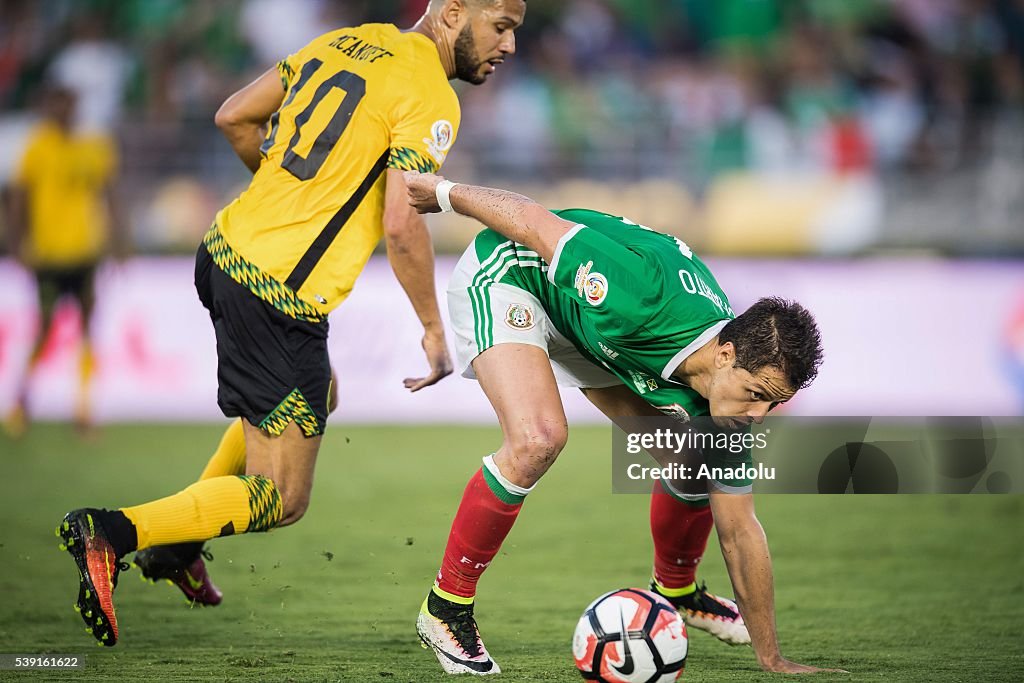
[14,123,116,268]
[212,23,460,320]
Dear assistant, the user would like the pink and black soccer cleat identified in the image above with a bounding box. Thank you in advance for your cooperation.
[134,544,223,607]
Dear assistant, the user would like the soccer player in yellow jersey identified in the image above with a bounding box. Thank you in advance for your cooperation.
[5,86,122,438]
[57,0,527,647]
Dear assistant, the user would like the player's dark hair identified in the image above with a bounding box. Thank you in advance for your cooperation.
[719,297,823,390]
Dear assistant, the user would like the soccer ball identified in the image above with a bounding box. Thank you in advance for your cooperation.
[572,588,688,683]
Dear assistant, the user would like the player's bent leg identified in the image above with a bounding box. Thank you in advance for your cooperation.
[241,419,320,527]
[135,374,331,604]
[58,473,284,644]
[57,421,314,645]
[478,344,569,488]
[133,418,246,606]
[648,481,750,646]
[56,509,133,646]
[418,344,567,675]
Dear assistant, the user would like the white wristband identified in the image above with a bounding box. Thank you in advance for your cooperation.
[436,180,458,213]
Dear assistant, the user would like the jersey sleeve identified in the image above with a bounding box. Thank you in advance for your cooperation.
[83,135,118,186]
[276,32,326,91]
[386,76,460,174]
[545,224,660,338]
[276,53,298,91]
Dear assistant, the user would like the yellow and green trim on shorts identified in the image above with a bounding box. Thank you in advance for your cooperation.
[259,388,323,437]
[203,224,324,323]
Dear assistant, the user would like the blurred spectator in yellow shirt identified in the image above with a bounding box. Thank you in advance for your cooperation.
[5,85,125,437]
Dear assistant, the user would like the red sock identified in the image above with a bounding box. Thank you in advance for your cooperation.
[435,465,526,599]
[650,481,714,589]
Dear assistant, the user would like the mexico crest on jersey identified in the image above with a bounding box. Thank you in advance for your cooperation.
[505,303,535,330]
[656,403,691,422]
[425,119,455,164]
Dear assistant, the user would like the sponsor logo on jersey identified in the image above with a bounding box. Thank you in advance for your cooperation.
[425,120,454,164]
[598,341,619,360]
[505,303,535,330]
[646,378,659,391]
[585,272,608,305]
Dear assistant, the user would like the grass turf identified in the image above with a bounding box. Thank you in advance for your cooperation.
[1,423,1022,682]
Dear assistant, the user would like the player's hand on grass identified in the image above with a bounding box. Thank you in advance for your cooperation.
[403,171,444,213]
[760,656,849,674]
[403,328,452,392]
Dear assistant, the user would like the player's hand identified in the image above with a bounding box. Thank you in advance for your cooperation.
[403,328,452,392]
[403,171,444,213]
[760,656,849,674]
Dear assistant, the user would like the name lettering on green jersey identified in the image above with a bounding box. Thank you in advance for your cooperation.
[328,35,395,63]
[679,269,734,317]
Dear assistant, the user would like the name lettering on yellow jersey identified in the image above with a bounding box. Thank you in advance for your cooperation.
[328,35,395,63]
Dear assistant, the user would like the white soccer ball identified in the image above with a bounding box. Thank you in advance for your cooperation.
[572,588,688,683]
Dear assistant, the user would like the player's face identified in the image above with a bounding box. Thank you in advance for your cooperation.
[706,363,795,427]
[44,90,76,129]
[454,0,526,84]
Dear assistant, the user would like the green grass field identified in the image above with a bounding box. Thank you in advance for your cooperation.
[2,424,1022,682]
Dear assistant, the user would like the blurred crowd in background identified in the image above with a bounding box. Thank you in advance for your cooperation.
[1,0,1022,255]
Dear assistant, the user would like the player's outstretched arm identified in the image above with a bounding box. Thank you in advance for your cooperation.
[214,68,286,173]
[383,168,452,392]
[404,171,576,263]
[710,490,848,674]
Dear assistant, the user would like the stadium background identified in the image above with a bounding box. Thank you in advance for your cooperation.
[0,1,1022,681]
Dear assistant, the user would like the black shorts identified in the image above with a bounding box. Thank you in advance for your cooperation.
[194,244,331,437]
[35,264,96,312]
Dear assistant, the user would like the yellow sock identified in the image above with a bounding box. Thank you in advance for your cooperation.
[199,419,247,480]
[75,340,95,424]
[121,474,282,550]
[79,340,95,384]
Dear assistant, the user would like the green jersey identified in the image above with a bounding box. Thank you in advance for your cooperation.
[469,208,735,420]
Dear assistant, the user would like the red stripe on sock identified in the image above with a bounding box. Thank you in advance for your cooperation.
[650,482,714,589]
[436,469,523,599]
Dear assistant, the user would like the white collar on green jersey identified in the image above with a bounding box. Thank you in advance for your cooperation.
[661,319,730,382]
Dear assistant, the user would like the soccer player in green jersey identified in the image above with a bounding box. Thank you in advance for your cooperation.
[404,172,837,675]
